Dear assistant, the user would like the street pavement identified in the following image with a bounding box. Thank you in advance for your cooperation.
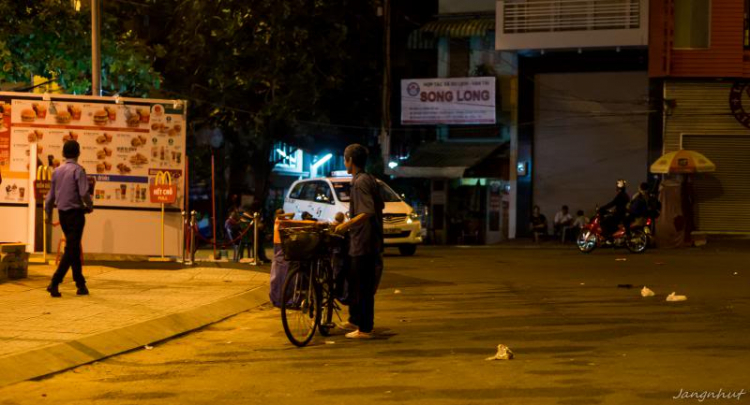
[0,244,748,404]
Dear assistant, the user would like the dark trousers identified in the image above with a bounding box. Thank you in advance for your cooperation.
[52,209,86,287]
[601,214,624,238]
[348,254,378,333]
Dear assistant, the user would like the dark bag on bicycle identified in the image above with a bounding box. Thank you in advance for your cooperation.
[280,228,323,261]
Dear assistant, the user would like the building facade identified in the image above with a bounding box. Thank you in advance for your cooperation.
[495,0,651,237]
[649,0,750,232]
[395,0,516,244]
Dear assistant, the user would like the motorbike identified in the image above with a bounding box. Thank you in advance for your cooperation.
[577,211,651,254]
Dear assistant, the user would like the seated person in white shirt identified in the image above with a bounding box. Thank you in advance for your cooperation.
[573,210,589,228]
[553,205,574,240]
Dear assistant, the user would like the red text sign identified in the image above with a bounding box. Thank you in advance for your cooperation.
[149,184,177,204]
[34,180,51,200]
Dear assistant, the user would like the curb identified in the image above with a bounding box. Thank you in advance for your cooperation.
[0,286,269,388]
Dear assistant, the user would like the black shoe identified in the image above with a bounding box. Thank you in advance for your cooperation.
[76,285,89,296]
[47,284,62,298]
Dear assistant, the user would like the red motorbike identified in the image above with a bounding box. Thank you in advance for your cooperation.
[577,212,650,254]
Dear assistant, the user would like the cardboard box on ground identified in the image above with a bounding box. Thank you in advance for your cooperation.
[0,244,29,281]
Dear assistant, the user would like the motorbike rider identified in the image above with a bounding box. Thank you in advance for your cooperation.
[628,183,650,221]
[599,179,630,242]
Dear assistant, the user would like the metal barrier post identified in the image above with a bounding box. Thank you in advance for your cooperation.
[181,211,187,263]
[189,210,197,264]
[250,211,261,266]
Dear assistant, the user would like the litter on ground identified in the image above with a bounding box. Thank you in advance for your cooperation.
[641,286,655,297]
[666,292,688,302]
[486,344,514,361]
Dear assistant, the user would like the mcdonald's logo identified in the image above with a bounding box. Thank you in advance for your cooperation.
[34,165,52,199]
[36,165,52,181]
[154,171,173,186]
[150,171,177,204]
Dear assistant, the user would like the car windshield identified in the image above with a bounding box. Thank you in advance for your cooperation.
[332,181,402,203]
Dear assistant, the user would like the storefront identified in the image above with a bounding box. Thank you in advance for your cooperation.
[662,81,750,232]
[394,141,509,244]
[0,92,188,256]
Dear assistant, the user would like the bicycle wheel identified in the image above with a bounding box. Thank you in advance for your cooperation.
[281,265,321,347]
[318,259,337,336]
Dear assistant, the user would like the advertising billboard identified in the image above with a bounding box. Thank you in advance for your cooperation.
[401,77,496,125]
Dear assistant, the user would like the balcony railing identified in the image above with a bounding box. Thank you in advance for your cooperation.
[503,0,641,34]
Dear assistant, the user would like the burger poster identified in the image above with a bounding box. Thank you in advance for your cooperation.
[1,97,28,204]
[0,98,10,170]
[3,98,186,209]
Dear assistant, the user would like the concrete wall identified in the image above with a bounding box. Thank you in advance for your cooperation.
[440,0,494,14]
[533,71,649,226]
[0,206,29,244]
[0,206,182,256]
[49,210,183,257]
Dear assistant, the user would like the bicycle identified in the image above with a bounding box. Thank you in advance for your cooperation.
[279,225,344,347]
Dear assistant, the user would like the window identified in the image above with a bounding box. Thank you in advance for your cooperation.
[299,182,318,201]
[315,183,334,204]
[333,182,351,202]
[289,183,304,199]
[673,0,710,49]
[379,183,403,203]
[332,181,402,203]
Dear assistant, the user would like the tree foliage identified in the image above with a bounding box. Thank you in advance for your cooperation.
[0,0,160,95]
[0,0,383,202]
[155,0,382,198]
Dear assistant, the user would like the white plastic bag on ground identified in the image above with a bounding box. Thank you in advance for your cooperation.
[641,286,655,297]
[666,292,687,302]
[486,344,514,361]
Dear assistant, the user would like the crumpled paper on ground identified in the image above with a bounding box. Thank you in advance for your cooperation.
[641,286,655,297]
[486,344,514,361]
[666,292,687,302]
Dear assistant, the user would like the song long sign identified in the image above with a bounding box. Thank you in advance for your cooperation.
[401,77,496,125]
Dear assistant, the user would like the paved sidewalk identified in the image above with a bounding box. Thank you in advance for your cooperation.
[0,263,269,387]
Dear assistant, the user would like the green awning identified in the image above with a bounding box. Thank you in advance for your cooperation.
[407,17,495,50]
[421,17,495,38]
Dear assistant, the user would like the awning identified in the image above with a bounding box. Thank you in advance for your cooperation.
[394,142,508,179]
[421,17,495,38]
[407,16,496,50]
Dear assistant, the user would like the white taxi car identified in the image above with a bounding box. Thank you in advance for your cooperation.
[283,176,422,256]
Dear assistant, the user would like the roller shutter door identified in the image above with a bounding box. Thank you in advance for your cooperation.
[682,135,750,232]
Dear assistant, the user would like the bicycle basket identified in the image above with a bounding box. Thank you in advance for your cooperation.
[280,227,326,261]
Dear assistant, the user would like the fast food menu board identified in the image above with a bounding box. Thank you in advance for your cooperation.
[1,96,186,208]
[0,97,24,203]
[0,99,11,170]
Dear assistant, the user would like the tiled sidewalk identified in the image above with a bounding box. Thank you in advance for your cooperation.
[0,263,269,385]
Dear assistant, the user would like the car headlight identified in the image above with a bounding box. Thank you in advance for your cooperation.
[407,212,419,224]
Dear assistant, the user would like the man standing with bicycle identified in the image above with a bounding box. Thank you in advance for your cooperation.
[335,144,384,339]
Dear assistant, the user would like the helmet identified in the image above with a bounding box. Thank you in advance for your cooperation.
[616,179,627,189]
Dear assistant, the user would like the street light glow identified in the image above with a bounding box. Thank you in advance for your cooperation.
[311,153,333,170]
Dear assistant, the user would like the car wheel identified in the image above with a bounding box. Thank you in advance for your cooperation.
[398,245,417,256]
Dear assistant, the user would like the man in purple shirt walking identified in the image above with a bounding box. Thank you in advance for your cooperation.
[45,141,93,297]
